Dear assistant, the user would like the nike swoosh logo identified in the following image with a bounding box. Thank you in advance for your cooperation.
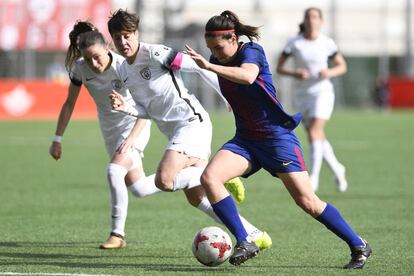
[282,161,293,166]
[86,77,96,81]
[123,77,128,82]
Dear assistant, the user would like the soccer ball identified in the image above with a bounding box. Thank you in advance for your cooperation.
[192,226,233,267]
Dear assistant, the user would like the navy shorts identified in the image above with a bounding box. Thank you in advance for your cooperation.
[221,132,307,178]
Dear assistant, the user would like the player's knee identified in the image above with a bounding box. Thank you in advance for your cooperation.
[200,170,214,188]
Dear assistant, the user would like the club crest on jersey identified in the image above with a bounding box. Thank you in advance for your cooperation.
[140,67,151,80]
[111,79,123,90]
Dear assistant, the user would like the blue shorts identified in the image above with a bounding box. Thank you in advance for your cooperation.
[221,132,307,178]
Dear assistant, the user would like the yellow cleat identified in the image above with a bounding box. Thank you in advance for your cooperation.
[252,231,272,251]
[224,177,245,204]
[99,234,127,249]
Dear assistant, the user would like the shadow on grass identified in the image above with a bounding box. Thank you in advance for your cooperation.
[0,259,341,272]
[0,241,99,248]
[0,242,342,272]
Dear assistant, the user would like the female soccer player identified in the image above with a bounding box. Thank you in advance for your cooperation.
[185,10,371,268]
[49,21,159,249]
[276,7,348,192]
[107,9,271,250]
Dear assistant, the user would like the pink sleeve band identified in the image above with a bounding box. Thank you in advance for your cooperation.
[170,52,183,71]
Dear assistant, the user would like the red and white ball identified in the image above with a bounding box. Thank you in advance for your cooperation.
[192,226,233,266]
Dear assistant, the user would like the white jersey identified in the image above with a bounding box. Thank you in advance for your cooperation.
[70,51,150,156]
[119,42,211,140]
[282,33,338,94]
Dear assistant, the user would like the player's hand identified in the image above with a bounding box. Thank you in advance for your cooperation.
[319,69,331,79]
[109,90,126,112]
[116,136,134,154]
[49,142,62,160]
[294,68,310,80]
[185,44,210,70]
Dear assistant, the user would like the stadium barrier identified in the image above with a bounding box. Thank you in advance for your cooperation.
[0,80,96,120]
[389,76,414,108]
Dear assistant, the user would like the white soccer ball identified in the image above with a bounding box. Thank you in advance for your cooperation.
[192,226,233,267]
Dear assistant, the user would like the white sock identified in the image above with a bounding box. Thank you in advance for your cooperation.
[322,139,343,175]
[309,140,324,187]
[128,174,161,197]
[172,166,203,191]
[107,163,129,237]
[197,197,221,223]
[196,197,260,238]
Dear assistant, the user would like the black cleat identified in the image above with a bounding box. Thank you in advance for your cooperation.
[229,241,259,266]
[343,240,372,269]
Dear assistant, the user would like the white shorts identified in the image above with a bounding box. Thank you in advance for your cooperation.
[167,121,212,161]
[295,87,335,127]
[105,120,152,158]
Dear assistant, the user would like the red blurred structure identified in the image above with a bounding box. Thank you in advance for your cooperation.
[0,80,95,120]
[0,0,111,51]
[388,76,414,108]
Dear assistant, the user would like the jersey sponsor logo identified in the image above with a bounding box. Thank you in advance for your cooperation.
[85,76,96,81]
[111,79,123,90]
[282,161,293,166]
[140,67,151,80]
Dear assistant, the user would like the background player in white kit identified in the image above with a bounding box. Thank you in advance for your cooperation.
[49,21,160,249]
[276,7,348,192]
[107,9,272,250]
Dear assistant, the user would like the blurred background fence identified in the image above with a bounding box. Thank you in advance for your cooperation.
[1,0,414,120]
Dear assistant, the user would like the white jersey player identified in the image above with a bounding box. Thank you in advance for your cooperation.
[118,42,215,161]
[71,51,151,158]
[107,9,273,250]
[276,7,348,192]
[49,22,160,250]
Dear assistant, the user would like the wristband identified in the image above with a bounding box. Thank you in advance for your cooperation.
[53,135,62,143]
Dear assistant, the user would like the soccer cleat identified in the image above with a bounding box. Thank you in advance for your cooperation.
[251,231,272,250]
[335,165,348,192]
[99,234,127,249]
[343,240,372,269]
[229,241,259,266]
[224,177,245,204]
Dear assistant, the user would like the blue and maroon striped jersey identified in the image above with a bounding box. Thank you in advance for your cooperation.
[210,42,301,140]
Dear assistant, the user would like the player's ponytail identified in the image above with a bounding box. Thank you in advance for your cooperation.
[205,10,260,42]
[65,21,97,72]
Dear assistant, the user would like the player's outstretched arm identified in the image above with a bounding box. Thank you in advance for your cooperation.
[185,44,258,85]
[49,83,81,161]
[178,53,230,110]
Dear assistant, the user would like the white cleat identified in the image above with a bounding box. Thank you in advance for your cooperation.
[335,165,348,192]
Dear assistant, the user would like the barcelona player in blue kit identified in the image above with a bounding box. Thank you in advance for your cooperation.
[186,10,371,269]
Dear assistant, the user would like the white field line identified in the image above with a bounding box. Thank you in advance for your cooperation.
[0,272,116,276]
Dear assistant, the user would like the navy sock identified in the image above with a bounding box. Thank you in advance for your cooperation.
[212,195,248,242]
[316,203,364,248]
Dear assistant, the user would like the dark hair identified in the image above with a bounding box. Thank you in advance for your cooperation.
[205,10,260,41]
[108,9,140,36]
[78,31,106,51]
[298,7,323,34]
[65,20,97,71]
